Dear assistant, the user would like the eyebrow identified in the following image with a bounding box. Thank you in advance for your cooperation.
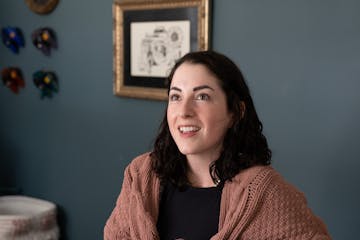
[169,85,215,92]
[193,85,214,92]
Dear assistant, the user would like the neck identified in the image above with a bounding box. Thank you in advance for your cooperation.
[186,154,217,188]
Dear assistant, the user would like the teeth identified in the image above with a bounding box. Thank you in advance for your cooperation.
[179,126,200,133]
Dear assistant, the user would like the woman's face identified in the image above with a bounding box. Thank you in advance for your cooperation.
[167,62,233,161]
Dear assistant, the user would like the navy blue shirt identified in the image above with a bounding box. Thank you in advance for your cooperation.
[157,182,223,240]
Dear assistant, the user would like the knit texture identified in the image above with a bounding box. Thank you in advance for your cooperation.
[104,153,331,240]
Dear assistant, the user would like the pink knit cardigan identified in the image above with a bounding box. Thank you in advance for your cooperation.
[104,153,331,240]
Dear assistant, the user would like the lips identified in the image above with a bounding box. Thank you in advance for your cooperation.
[178,125,200,134]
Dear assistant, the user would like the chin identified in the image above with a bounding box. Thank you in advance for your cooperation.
[177,147,195,156]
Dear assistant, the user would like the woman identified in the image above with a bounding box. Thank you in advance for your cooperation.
[104,51,331,240]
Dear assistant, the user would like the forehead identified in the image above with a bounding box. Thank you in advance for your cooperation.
[170,62,221,88]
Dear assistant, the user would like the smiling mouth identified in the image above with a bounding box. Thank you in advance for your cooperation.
[178,126,200,133]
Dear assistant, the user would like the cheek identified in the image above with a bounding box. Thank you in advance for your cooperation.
[211,114,232,133]
[166,107,173,124]
[166,108,176,133]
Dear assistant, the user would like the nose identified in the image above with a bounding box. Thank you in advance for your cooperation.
[179,98,194,118]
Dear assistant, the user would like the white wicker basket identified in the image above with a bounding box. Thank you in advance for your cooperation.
[0,195,59,240]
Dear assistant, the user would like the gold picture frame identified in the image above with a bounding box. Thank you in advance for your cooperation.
[113,0,212,100]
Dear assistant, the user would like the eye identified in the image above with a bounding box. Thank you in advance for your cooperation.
[195,93,210,101]
[169,93,180,102]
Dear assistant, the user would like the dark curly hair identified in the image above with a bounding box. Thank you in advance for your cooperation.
[151,51,271,188]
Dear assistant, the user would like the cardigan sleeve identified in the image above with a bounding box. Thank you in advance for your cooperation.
[242,172,331,240]
[104,165,133,240]
[104,153,160,240]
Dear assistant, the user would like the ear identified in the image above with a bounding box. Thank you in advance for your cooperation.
[240,101,246,119]
[228,101,246,128]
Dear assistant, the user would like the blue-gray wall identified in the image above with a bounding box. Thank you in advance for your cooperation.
[0,0,359,239]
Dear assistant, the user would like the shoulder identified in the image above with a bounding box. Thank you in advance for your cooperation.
[226,165,303,199]
[124,152,159,186]
[242,167,331,238]
[122,152,160,193]
[126,152,153,174]
[232,165,315,219]
[229,165,275,187]
[223,165,330,238]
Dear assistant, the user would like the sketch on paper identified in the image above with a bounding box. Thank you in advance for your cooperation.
[130,20,190,78]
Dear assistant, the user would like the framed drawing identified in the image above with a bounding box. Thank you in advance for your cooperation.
[113,0,212,100]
